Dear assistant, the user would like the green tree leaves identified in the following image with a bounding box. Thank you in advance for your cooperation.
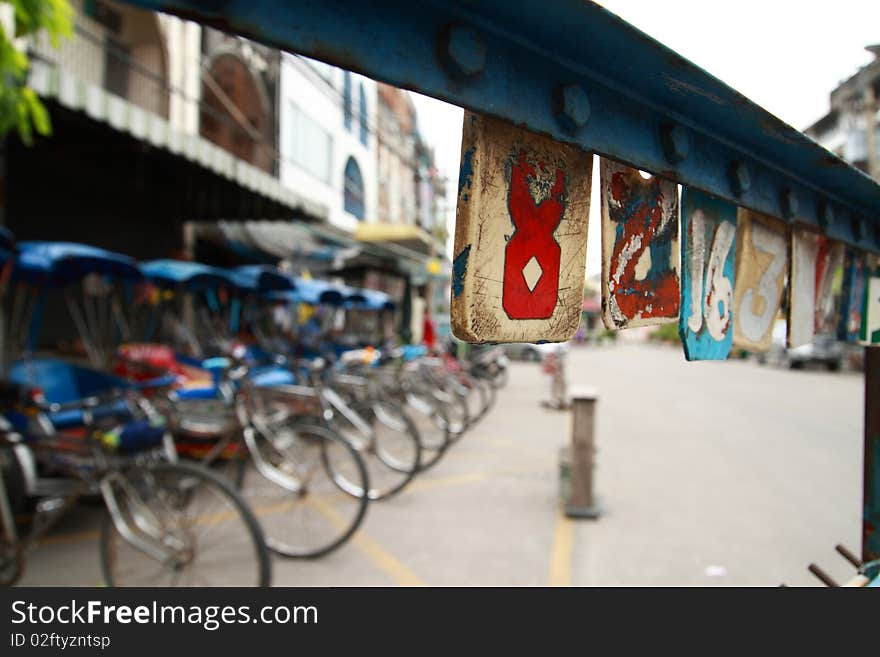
[0,0,72,144]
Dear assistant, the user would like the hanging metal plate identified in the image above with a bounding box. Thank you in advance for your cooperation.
[600,160,679,330]
[678,188,737,361]
[450,112,592,343]
[732,210,787,352]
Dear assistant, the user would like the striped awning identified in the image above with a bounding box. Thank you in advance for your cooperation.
[27,59,329,222]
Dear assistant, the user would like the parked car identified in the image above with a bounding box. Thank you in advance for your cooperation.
[759,319,844,370]
[501,341,569,362]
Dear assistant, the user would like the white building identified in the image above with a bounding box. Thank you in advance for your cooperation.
[806,44,880,180]
[30,0,201,135]
[278,55,378,233]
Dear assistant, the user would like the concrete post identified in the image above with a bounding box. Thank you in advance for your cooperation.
[564,385,600,519]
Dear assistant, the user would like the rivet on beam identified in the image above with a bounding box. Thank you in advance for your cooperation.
[780,188,799,219]
[818,201,835,232]
[552,83,590,134]
[728,162,750,197]
[659,123,689,164]
[438,23,487,80]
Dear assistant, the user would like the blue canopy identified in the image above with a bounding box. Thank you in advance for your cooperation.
[347,288,395,311]
[234,265,296,293]
[339,285,367,305]
[294,278,346,305]
[265,278,345,306]
[12,241,142,285]
[140,260,239,291]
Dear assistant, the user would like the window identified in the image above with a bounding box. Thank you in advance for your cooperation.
[359,83,368,146]
[104,38,130,99]
[344,157,365,220]
[343,71,352,131]
[286,101,333,182]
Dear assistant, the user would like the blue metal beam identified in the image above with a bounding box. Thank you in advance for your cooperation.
[122,0,880,250]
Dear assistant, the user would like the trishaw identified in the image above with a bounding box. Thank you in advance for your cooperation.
[0,240,270,586]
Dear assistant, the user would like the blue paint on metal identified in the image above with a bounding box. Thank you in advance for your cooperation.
[678,188,737,361]
[442,24,487,78]
[452,244,470,298]
[554,83,590,133]
[122,0,880,252]
[458,147,474,200]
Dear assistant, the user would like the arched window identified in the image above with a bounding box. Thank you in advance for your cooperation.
[359,82,368,146]
[343,71,352,131]
[344,157,365,220]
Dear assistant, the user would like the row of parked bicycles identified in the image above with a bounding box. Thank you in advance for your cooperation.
[0,230,510,586]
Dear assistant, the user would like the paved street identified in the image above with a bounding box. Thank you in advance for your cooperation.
[19,343,864,587]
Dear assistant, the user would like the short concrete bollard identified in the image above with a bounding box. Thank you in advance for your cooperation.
[560,386,601,519]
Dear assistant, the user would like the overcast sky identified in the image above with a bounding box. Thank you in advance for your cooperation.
[410,0,880,274]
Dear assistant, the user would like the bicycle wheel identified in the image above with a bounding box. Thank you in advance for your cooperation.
[474,375,496,418]
[460,374,490,425]
[0,540,23,587]
[241,422,369,559]
[436,387,469,441]
[403,392,450,471]
[490,364,509,389]
[329,399,421,500]
[100,461,271,587]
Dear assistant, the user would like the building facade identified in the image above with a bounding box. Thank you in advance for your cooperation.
[278,55,377,233]
[806,45,880,180]
[7,0,309,262]
[7,1,449,343]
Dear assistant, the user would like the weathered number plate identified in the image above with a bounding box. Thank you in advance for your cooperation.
[788,229,844,347]
[450,112,592,343]
[678,188,736,360]
[732,210,787,352]
[600,160,680,329]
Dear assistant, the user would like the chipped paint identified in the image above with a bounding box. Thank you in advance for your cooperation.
[789,229,821,348]
[600,160,680,329]
[678,188,736,361]
[789,231,845,348]
[814,238,845,334]
[502,150,564,319]
[452,244,471,299]
[458,147,475,201]
[732,210,787,352]
[450,111,591,343]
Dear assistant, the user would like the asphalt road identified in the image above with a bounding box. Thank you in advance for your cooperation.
[17,343,864,587]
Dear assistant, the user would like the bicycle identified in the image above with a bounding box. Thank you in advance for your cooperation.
[0,375,271,586]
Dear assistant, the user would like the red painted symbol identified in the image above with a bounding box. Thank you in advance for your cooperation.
[502,151,565,319]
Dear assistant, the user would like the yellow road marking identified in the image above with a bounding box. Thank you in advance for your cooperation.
[407,471,487,493]
[306,495,426,586]
[547,509,574,587]
[37,528,99,547]
[35,466,542,547]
